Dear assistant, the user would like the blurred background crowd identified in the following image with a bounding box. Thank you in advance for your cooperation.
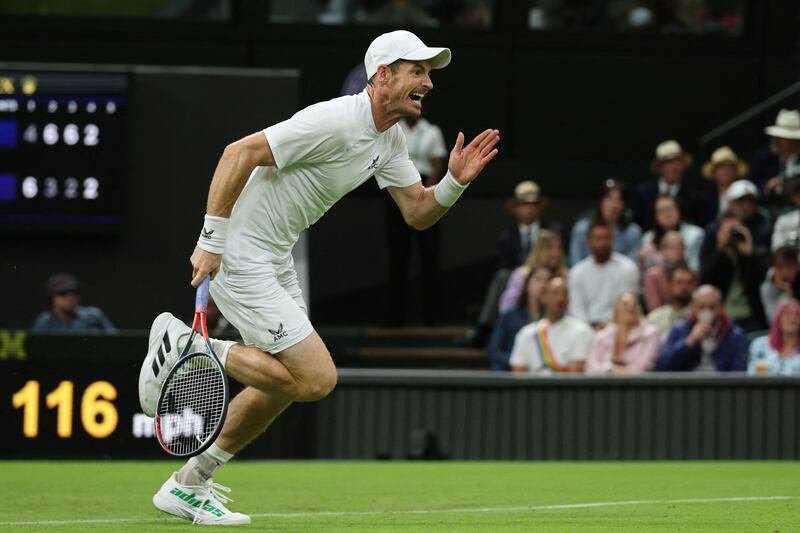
[4,0,800,377]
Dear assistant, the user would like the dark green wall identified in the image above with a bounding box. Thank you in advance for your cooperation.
[1,1,798,326]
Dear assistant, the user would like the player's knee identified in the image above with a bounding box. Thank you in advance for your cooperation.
[295,363,337,402]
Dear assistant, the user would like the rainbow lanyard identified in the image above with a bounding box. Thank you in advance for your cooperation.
[534,319,570,373]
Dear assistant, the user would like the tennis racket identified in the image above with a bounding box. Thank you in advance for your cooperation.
[155,276,229,457]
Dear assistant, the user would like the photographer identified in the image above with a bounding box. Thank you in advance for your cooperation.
[699,180,770,331]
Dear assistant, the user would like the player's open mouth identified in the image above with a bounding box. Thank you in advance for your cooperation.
[409,91,425,103]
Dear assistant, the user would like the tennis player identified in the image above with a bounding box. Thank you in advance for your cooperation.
[138,29,499,524]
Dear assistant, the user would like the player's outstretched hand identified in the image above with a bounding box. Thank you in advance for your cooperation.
[448,128,500,185]
[190,246,222,287]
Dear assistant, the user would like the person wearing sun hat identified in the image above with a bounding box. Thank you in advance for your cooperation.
[498,180,562,269]
[702,146,749,220]
[750,109,800,209]
[633,140,703,231]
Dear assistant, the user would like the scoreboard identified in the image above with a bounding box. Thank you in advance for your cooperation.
[0,70,127,232]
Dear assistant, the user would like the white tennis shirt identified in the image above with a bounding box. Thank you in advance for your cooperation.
[224,90,421,268]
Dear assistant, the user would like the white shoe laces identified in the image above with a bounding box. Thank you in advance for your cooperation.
[190,481,235,524]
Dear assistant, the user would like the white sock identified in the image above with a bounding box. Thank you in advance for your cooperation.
[176,443,234,485]
[210,339,236,368]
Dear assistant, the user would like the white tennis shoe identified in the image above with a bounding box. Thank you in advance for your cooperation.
[138,312,196,417]
[153,472,251,525]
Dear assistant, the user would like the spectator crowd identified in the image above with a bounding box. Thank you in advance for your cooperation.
[26,106,800,378]
[486,109,800,376]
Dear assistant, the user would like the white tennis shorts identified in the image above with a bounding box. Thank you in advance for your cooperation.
[209,258,313,354]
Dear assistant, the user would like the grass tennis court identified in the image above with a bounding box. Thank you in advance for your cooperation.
[2,461,798,531]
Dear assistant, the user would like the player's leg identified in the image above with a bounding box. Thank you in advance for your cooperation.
[224,330,337,401]
[213,330,336,451]
[172,331,336,485]
[215,386,292,454]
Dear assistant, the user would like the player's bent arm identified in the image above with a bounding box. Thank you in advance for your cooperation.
[386,181,449,231]
[191,132,275,286]
[206,132,276,217]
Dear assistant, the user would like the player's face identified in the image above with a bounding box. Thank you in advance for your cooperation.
[387,60,433,118]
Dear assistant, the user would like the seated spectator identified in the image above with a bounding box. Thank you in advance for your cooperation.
[30,273,116,334]
[510,277,593,374]
[498,229,566,313]
[569,221,639,328]
[489,266,552,371]
[771,174,800,251]
[657,285,748,372]
[472,180,562,346]
[701,179,771,254]
[760,245,800,323]
[748,299,800,375]
[701,146,748,221]
[570,179,641,265]
[633,140,703,230]
[642,231,688,312]
[499,180,561,270]
[701,201,769,331]
[638,194,704,272]
[647,263,697,339]
[585,292,660,374]
[750,109,800,214]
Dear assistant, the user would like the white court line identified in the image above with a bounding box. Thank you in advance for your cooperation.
[0,496,796,527]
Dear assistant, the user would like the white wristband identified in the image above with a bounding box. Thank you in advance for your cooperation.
[197,214,229,255]
[433,170,468,208]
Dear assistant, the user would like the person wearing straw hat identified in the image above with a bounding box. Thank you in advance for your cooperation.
[750,109,800,203]
[633,140,701,231]
[498,180,561,270]
[702,146,749,220]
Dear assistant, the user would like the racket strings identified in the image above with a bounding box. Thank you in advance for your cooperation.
[157,355,226,456]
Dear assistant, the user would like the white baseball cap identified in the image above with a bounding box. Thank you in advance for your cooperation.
[724,179,759,202]
[364,30,451,80]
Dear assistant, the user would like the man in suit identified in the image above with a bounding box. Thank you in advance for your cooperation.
[634,140,703,230]
[497,180,561,269]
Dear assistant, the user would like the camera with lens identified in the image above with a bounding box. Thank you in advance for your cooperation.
[729,227,745,245]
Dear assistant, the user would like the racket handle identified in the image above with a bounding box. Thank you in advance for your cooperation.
[195,276,210,310]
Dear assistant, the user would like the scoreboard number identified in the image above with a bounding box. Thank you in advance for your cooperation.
[12,380,119,439]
